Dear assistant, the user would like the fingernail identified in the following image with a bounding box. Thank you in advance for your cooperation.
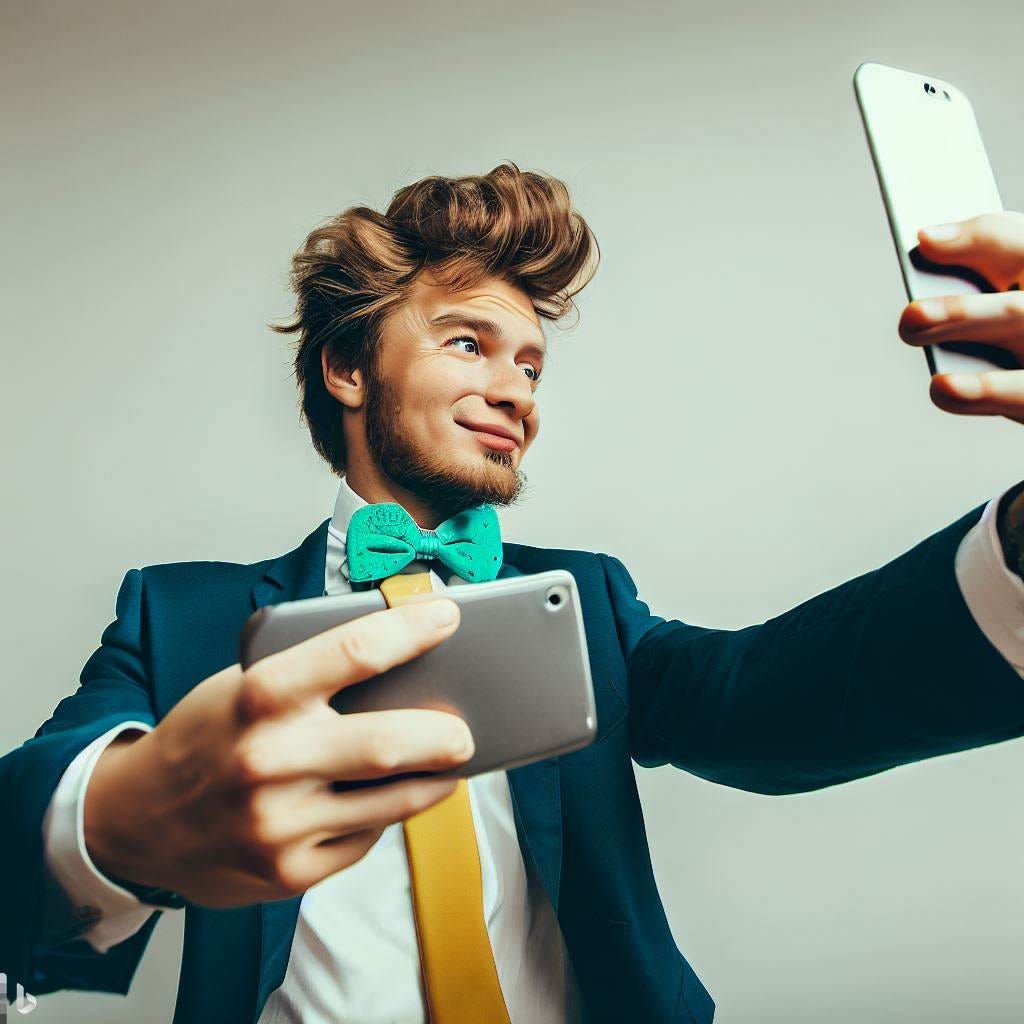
[427,600,458,627]
[945,374,983,398]
[916,299,947,322]
[921,223,961,242]
[454,728,475,759]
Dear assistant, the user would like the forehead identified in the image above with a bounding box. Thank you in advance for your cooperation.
[403,271,545,346]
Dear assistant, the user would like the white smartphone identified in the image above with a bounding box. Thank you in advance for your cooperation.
[854,61,1017,375]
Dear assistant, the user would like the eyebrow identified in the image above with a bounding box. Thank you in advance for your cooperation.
[429,312,547,360]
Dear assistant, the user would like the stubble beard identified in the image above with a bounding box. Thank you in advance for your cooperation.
[363,371,527,518]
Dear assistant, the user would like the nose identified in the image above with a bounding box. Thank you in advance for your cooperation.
[484,359,536,422]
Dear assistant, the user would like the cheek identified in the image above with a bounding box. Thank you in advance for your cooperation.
[396,362,459,419]
[522,409,541,449]
[417,363,484,422]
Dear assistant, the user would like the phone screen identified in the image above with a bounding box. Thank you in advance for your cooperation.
[854,61,1015,375]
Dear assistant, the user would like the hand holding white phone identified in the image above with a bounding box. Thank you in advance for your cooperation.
[854,61,1020,376]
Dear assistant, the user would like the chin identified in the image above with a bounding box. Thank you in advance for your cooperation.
[371,420,526,510]
[460,447,518,482]
[442,447,524,507]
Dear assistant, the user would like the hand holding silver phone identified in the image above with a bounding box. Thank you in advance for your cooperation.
[854,61,1018,376]
[239,570,597,782]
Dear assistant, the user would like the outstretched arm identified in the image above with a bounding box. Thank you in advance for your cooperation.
[604,498,1024,795]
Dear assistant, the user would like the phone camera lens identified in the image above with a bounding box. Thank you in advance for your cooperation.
[924,82,937,95]
[545,585,569,610]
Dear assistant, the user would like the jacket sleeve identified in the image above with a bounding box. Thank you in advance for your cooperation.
[603,500,1024,795]
[0,568,161,997]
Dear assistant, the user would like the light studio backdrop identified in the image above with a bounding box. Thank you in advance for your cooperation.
[3,2,1022,1021]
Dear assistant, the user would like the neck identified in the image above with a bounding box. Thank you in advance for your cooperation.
[343,458,451,530]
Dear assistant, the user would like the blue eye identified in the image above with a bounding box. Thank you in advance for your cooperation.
[443,334,541,384]
[445,335,479,355]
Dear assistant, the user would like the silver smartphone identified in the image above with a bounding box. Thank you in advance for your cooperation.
[239,570,597,782]
[854,61,1017,375]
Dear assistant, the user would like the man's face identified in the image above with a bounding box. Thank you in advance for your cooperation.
[362,271,545,512]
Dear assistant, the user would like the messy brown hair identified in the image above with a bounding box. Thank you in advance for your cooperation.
[274,161,600,476]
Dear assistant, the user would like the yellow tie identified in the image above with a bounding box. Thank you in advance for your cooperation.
[378,572,512,1024]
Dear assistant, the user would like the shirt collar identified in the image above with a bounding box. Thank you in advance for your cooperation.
[325,476,368,588]
[328,475,369,541]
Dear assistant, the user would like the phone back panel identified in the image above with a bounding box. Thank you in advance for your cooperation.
[854,61,1009,375]
[239,570,597,778]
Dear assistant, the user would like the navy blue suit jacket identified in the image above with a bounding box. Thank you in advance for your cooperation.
[4,499,1024,1023]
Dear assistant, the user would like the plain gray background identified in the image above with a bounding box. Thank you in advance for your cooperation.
[3,1,1023,1021]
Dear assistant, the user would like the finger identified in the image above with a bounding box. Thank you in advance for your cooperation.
[261,826,388,897]
[239,598,460,718]
[917,211,1024,290]
[236,706,475,782]
[311,775,459,839]
[898,290,1024,347]
[253,775,459,846]
[930,370,1024,419]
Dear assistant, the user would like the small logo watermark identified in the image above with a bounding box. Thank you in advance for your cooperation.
[0,974,37,1017]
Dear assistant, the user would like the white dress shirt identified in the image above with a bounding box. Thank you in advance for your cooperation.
[42,477,584,1023]
[40,479,1024,1020]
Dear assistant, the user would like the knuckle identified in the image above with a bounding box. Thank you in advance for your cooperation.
[238,667,279,721]
[234,737,272,785]
[973,213,1000,240]
[362,730,402,773]
[405,781,454,817]
[337,627,388,676]
[394,789,422,818]
[267,851,307,893]
[944,295,966,321]
[242,791,279,847]
[1007,292,1024,320]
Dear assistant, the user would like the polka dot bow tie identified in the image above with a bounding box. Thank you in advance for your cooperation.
[345,502,503,584]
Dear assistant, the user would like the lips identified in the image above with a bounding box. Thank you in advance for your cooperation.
[456,420,521,444]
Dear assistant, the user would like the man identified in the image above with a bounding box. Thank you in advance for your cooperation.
[4,163,1024,1024]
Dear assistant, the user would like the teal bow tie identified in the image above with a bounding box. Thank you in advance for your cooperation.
[345,502,503,584]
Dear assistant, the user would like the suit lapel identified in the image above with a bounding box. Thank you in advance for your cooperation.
[251,518,331,612]
[251,529,564,1018]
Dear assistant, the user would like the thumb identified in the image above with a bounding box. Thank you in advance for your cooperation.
[917,221,970,261]
[918,212,1024,290]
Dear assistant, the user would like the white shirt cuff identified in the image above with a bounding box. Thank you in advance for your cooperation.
[954,491,1024,677]
[41,720,167,953]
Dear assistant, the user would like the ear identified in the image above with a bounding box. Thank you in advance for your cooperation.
[322,347,365,409]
